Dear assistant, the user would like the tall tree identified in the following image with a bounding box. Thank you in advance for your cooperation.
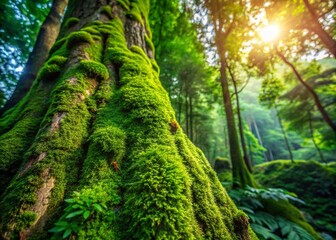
[203,0,257,188]
[0,0,257,239]
[0,0,68,115]
[0,0,51,106]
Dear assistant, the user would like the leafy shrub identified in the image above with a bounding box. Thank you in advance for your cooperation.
[227,185,315,240]
[254,160,336,237]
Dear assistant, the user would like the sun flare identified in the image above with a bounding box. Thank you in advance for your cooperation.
[259,24,280,42]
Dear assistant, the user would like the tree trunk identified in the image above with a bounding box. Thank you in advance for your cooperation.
[302,0,336,57]
[251,117,268,162]
[308,110,325,162]
[275,107,294,162]
[217,53,256,188]
[228,64,253,172]
[0,0,68,116]
[185,90,189,137]
[189,95,193,142]
[0,1,254,239]
[277,50,336,133]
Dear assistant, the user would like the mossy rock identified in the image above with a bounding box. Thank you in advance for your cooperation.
[214,157,231,172]
[254,160,336,237]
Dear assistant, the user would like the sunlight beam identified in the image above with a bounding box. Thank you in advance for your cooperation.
[259,24,280,42]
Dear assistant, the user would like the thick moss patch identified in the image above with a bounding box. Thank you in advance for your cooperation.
[254,160,336,237]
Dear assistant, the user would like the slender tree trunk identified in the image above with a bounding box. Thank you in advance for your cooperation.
[189,95,193,142]
[277,50,336,133]
[228,65,253,172]
[275,107,294,162]
[185,91,189,137]
[0,0,68,116]
[178,91,182,123]
[217,49,256,187]
[308,110,325,162]
[247,140,254,165]
[269,149,274,161]
[252,117,268,162]
[223,121,229,158]
[0,1,254,239]
[302,0,336,57]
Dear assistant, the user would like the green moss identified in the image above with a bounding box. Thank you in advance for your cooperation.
[0,36,103,238]
[16,211,37,231]
[130,46,151,65]
[66,31,94,49]
[64,17,79,29]
[1,7,257,239]
[37,64,61,82]
[79,60,109,81]
[214,157,231,172]
[97,25,115,35]
[150,59,160,75]
[99,5,113,18]
[233,210,249,238]
[90,125,126,161]
[48,38,67,57]
[46,56,67,66]
[145,34,154,53]
[127,10,144,26]
[81,26,101,36]
[255,160,336,237]
[88,20,103,26]
[117,0,130,11]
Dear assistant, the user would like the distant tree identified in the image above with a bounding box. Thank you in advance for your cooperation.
[0,0,257,239]
[1,0,68,114]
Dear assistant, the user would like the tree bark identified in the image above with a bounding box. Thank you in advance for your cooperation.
[189,94,193,142]
[251,117,268,162]
[217,47,256,187]
[277,50,336,133]
[308,110,325,162]
[275,106,294,163]
[302,0,336,57]
[0,0,254,239]
[228,64,253,172]
[0,0,69,116]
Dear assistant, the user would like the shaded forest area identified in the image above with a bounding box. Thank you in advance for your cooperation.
[0,0,335,239]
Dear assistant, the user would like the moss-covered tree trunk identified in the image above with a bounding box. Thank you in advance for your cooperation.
[0,0,257,239]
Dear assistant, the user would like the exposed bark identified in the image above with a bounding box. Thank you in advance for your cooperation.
[0,0,69,116]
[302,0,336,57]
[277,50,336,133]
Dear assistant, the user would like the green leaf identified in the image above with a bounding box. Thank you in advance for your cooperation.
[49,226,66,233]
[63,228,72,239]
[83,210,90,220]
[55,221,68,227]
[66,210,84,219]
[93,203,103,212]
[65,198,75,203]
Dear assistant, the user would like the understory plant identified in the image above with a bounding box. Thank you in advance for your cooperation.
[227,185,316,240]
